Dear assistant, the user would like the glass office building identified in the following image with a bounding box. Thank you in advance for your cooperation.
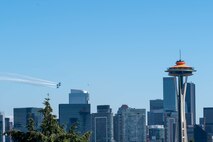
[148,99,164,125]
[59,89,91,134]
[185,83,196,126]
[59,104,91,133]
[14,107,42,132]
[92,105,114,142]
[163,77,177,112]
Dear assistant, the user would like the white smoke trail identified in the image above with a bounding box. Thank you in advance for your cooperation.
[0,77,56,88]
[0,73,56,84]
[0,73,59,88]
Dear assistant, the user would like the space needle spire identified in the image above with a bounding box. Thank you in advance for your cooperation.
[165,55,196,142]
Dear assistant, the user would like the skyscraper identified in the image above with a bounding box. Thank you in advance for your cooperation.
[164,112,177,142]
[59,89,91,134]
[59,104,91,133]
[163,77,178,142]
[69,89,89,104]
[92,105,114,142]
[0,112,5,142]
[5,118,12,142]
[185,83,196,126]
[114,105,146,142]
[163,77,177,112]
[148,99,164,125]
[14,107,43,132]
[194,125,207,142]
[203,107,213,141]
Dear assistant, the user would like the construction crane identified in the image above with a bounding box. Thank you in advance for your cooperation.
[0,73,61,89]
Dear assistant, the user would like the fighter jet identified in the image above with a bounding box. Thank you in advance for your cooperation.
[57,82,61,88]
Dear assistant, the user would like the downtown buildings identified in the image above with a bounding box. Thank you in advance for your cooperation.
[147,77,197,142]
[0,73,204,142]
[59,89,147,142]
[2,82,197,142]
[0,113,12,142]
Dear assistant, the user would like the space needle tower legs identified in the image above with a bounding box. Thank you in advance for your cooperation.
[177,76,188,142]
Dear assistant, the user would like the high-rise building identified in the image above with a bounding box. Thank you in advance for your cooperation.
[194,125,207,142]
[164,112,177,142]
[59,89,91,134]
[187,125,206,142]
[148,125,165,142]
[5,118,12,142]
[187,125,194,142]
[185,83,196,126]
[148,99,164,125]
[59,104,91,133]
[14,107,43,132]
[114,105,146,142]
[92,105,114,142]
[69,89,89,104]
[0,112,5,142]
[163,77,177,112]
[203,107,213,141]
[163,77,177,142]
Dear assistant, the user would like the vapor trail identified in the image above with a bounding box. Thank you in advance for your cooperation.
[0,73,59,88]
[0,73,56,84]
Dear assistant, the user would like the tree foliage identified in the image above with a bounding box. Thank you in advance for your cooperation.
[4,98,91,142]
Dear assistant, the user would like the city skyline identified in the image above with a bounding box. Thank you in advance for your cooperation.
[1,1,213,124]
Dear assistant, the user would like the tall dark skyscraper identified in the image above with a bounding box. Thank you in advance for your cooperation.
[185,83,196,126]
[92,105,114,142]
[148,99,164,125]
[0,112,5,142]
[163,77,177,112]
[14,107,43,132]
[59,89,91,134]
[163,77,178,142]
[5,118,12,142]
[194,125,207,142]
[203,107,213,141]
[59,104,91,133]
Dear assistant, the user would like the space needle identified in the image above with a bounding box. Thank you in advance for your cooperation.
[165,56,196,142]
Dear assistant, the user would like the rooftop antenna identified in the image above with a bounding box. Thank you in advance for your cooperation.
[179,50,182,61]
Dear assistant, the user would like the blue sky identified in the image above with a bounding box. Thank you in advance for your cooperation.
[0,0,213,122]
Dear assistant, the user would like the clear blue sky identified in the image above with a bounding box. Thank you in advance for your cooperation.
[0,0,213,122]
